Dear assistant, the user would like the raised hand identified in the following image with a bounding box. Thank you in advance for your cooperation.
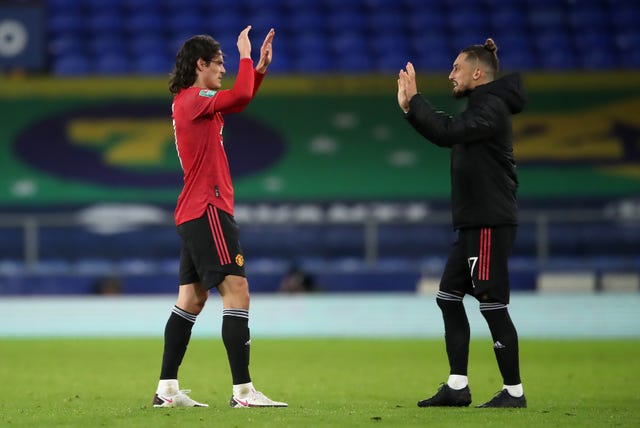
[256,28,275,73]
[397,62,419,113]
[237,25,252,59]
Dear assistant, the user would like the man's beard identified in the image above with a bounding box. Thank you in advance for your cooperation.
[452,88,471,99]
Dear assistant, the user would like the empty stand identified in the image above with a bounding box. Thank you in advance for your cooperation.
[43,0,640,75]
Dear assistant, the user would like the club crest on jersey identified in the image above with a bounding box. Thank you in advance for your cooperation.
[198,89,217,97]
[235,254,244,267]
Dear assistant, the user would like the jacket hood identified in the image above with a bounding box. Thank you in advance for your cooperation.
[475,73,526,114]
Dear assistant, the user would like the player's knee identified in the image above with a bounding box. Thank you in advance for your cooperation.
[221,275,250,307]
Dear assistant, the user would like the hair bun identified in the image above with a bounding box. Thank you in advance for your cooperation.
[484,38,498,53]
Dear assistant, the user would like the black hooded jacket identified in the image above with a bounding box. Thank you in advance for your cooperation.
[405,73,526,229]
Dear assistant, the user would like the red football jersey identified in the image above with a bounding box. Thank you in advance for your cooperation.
[172,58,265,225]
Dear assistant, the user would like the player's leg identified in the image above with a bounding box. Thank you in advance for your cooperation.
[154,285,210,407]
[471,226,526,408]
[418,232,472,407]
[207,206,287,408]
[153,217,212,408]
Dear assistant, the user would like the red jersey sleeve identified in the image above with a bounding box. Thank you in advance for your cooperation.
[183,58,255,119]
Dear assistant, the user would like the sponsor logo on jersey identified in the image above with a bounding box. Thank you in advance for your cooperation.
[198,89,217,97]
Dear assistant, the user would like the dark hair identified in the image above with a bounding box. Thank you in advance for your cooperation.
[169,35,221,94]
[461,38,499,76]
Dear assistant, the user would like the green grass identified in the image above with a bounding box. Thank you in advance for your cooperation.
[1,338,639,427]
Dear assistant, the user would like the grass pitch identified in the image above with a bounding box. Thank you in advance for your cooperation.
[1,338,639,427]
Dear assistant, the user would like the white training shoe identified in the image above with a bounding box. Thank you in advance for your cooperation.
[153,389,209,408]
[229,389,288,408]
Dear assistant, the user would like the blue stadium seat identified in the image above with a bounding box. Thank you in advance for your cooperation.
[412,50,452,71]
[619,48,640,69]
[122,0,161,11]
[609,5,640,29]
[200,11,245,37]
[48,11,84,36]
[533,30,572,53]
[290,33,328,56]
[86,12,124,35]
[499,51,538,71]
[406,10,447,35]
[567,6,608,30]
[164,0,202,11]
[128,35,166,58]
[326,9,365,34]
[579,49,618,69]
[85,0,124,13]
[285,9,326,34]
[614,29,640,53]
[290,53,331,73]
[244,12,284,35]
[452,30,492,51]
[131,53,173,75]
[323,0,363,11]
[41,0,637,74]
[49,34,86,57]
[52,54,91,76]
[338,54,373,73]
[366,10,406,33]
[369,33,411,72]
[490,7,526,30]
[124,11,165,34]
[331,32,368,56]
[539,49,577,70]
[166,12,204,35]
[88,34,126,57]
[448,8,487,32]
[95,53,129,75]
[527,5,566,30]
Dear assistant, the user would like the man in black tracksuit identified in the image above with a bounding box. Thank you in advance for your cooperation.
[397,39,527,408]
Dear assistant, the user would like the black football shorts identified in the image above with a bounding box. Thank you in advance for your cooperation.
[177,204,246,289]
[440,226,516,304]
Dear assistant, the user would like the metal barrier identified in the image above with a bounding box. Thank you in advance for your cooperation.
[0,203,637,270]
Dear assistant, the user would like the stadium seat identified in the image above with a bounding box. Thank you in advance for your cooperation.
[52,54,91,76]
[131,54,173,75]
[244,12,285,35]
[290,53,331,73]
[164,0,202,12]
[609,5,640,29]
[499,51,538,71]
[326,9,365,34]
[128,34,166,58]
[166,12,204,35]
[406,10,447,35]
[540,49,577,70]
[366,10,406,33]
[49,34,86,57]
[331,32,368,56]
[40,0,640,75]
[124,11,165,34]
[448,8,487,32]
[48,11,84,36]
[369,33,411,72]
[86,13,124,35]
[95,53,129,75]
[48,0,83,12]
[88,34,127,57]
[567,7,608,30]
[338,54,373,73]
[200,11,245,37]
[527,5,566,30]
[490,7,527,30]
[285,9,326,34]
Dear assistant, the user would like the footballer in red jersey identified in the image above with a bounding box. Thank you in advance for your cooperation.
[153,26,287,409]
